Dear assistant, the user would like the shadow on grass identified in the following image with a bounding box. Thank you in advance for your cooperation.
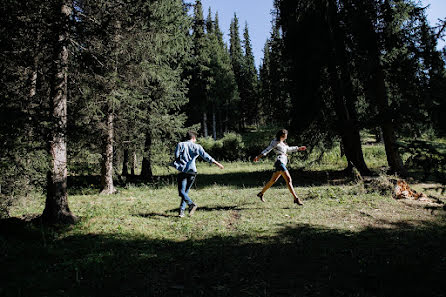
[67,168,364,194]
[134,205,267,219]
[1,217,445,297]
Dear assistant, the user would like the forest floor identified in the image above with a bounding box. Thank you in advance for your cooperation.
[1,159,446,297]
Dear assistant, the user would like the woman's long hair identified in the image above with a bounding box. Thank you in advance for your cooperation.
[275,129,288,141]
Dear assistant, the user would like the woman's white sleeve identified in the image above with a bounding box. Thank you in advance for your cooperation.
[261,140,277,156]
[287,146,300,153]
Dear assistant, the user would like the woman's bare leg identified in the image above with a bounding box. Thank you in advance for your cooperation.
[280,171,303,205]
[260,171,282,195]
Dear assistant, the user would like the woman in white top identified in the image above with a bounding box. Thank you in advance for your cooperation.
[254,129,306,205]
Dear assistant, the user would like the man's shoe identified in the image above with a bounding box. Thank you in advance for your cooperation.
[178,210,185,218]
[257,192,265,202]
[189,204,198,216]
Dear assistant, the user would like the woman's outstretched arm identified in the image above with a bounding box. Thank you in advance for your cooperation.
[287,145,307,153]
[254,140,278,162]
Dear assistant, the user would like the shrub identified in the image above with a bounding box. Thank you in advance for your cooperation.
[219,133,245,161]
[198,133,245,161]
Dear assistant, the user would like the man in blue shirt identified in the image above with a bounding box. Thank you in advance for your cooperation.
[173,131,224,217]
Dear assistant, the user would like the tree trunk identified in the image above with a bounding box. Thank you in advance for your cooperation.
[100,19,121,194]
[326,0,370,175]
[131,151,137,175]
[29,56,38,98]
[212,106,217,140]
[42,0,77,224]
[355,2,406,175]
[373,127,383,143]
[140,132,153,179]
[100,110,116,194]
[202,111,208,137]
[328,59,369,175]
[122,148,129,176]
[373,65,406,175]
[217,108,223,136]
[224,101,229,133]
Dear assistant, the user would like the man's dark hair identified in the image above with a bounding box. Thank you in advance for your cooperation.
[186,130,198,140]
[275,129,288,141]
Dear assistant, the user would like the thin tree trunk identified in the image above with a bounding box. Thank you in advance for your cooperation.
[42,0,77,224]
[224,101,229,133]
[218,108,223,136]
[202,111,208,137]
[131,151,136,176]
[122,148,129,176]
[100,110,116,194]
[212,106,217,140]
[29,56,38,98]
[140,133,153,179]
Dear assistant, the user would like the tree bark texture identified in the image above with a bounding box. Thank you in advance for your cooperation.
[202,111,208,137]
[372,65,406,175]
[42,0,77,224]
[100,110,116,194]
[131,151,137,176]
[140,132,153,179]
[122,148,129,176]
[100,20,121,194]
[212,107,217,140]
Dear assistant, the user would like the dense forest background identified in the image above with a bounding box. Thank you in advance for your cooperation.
[1,0,445,223]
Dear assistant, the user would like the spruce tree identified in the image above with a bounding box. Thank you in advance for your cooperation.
[42,0,78,223]
[269,22,292,125]
[242,23,259,126]
[187,0,211,137]
[229,14,245,129]
[206,10,239,137]
[259,39,273,123]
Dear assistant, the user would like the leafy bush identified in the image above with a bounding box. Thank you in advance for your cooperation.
[198,133,245,161]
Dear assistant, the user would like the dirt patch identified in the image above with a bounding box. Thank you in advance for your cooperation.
[225,210,241,231]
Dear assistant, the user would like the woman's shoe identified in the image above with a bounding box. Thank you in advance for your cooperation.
[257,192,265,202]
[294,198,303,205]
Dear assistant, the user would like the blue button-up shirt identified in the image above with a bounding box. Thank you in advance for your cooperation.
[172,141,215,173]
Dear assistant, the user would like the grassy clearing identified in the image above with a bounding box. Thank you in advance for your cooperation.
[2,160,446,296]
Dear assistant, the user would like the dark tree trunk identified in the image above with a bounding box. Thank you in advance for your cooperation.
[122,148,129,176]
[373,65,406,175]
[100,110,116,194]
[140,132,153,179]
[326,0,370,175]
[202,111,208,137]
[328,59,369,175]
[354,2,406,175]
[224,100,229,133]
[42,0,77,224]
[212,106,217,140]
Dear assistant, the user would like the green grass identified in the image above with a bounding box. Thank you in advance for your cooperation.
[2,161,446,297]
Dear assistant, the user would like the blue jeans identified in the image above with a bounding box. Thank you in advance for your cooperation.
[178,172,196,211]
